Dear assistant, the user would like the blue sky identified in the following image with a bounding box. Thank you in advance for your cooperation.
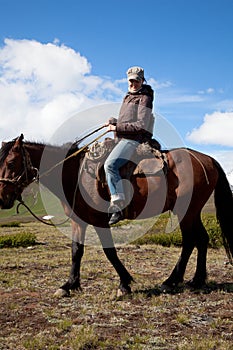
[0,0,233,176]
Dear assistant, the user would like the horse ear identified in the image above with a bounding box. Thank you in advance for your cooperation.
[13,134,24,151]
[17,134,24,144]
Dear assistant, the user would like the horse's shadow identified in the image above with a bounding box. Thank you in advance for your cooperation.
[134,281,233,297]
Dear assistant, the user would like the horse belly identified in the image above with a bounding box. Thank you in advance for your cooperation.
[129,175,167,219]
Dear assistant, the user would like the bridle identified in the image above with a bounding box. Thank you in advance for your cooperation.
[0,142,69,226]
[0,144,38,195]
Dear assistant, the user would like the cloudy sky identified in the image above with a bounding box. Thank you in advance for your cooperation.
[0,0,233,176]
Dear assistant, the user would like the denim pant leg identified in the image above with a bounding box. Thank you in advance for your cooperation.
[104,139,139,200]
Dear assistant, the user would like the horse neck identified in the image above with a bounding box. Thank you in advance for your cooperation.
[25,142,81,201]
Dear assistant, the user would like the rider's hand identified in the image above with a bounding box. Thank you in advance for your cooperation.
[105,117,117,131]
[108,117,117,125]
[106,124,116,132]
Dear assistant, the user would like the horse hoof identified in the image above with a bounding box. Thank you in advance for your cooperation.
[160,282,183,294]
[53,288,70,298]
[187,279,206,289]
[117,288,125,298]
[160,284,173,293]
[117,286,132,298]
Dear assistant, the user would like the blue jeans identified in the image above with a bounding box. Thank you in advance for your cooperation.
[104,139,139,202]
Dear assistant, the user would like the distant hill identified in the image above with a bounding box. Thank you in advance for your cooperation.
[0,183,65,224]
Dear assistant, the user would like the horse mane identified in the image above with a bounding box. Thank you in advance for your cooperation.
[64,141,81,157]
[0,138,76,162]
[23,140,83,160]
[0,138,17,166]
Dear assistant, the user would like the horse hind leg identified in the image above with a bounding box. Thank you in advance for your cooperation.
[161,215,196,291]
[161,236,195,291]
[161,213,209,292]
[188,216,209,288]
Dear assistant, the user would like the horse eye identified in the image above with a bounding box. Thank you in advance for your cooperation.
[7,161,15,169]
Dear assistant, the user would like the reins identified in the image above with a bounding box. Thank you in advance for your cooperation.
[39,127,108,178]
[16,200,70,226]
[16,125,109,226]
[74,125,107,146]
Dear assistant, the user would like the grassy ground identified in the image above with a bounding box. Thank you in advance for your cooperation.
[0,220,232,350]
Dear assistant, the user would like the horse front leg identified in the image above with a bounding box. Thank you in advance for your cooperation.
[54,220,87,297]
[94,226,134,297]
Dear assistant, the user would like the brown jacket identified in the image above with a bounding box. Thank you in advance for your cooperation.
[116,84,154,143]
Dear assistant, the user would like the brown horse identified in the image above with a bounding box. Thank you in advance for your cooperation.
[0,134,232,297]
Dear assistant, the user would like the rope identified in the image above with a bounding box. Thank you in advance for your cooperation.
[40,129,109,178]
[184,149,210,185]
[74,124,106,145]
[16,200,70,226]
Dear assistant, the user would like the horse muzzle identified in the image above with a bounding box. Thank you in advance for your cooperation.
[0,196,16,209]
[0,189,18,209]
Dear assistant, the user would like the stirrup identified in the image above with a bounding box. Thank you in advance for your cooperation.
[108,201,124,225]
[108,210,124,225]
[108,201,123,214]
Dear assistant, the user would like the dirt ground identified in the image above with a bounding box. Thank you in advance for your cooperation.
[0,222,232,349]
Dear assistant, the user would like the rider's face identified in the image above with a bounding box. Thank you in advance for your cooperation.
[128,79,143,92]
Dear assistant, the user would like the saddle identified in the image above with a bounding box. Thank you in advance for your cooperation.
[83,138,167,184]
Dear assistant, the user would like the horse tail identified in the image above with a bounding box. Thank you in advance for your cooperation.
[214,160,233,264]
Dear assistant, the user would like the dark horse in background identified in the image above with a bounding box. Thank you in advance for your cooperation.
[0,134,232,297]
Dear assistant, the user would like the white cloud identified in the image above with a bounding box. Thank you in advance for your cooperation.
[198,88,215,94]
[206,150,233,174]
[186,111,233,147]
[227,170,233,186]
[148,78,173,90]
[157,90,204,105]
[215,99,233,111]
[0,38,123,142]
[0,38,90,93]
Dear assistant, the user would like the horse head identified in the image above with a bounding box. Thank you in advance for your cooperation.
[0,134,38,209]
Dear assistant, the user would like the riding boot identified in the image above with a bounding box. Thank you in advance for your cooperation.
[108,201,124,225]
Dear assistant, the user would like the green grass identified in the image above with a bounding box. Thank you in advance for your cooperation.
[0,192,223,250]
[0,231,36,248]
[0,221,20,228]
[133,213,223,249]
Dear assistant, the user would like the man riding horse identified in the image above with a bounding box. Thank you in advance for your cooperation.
[104,66,155,225]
